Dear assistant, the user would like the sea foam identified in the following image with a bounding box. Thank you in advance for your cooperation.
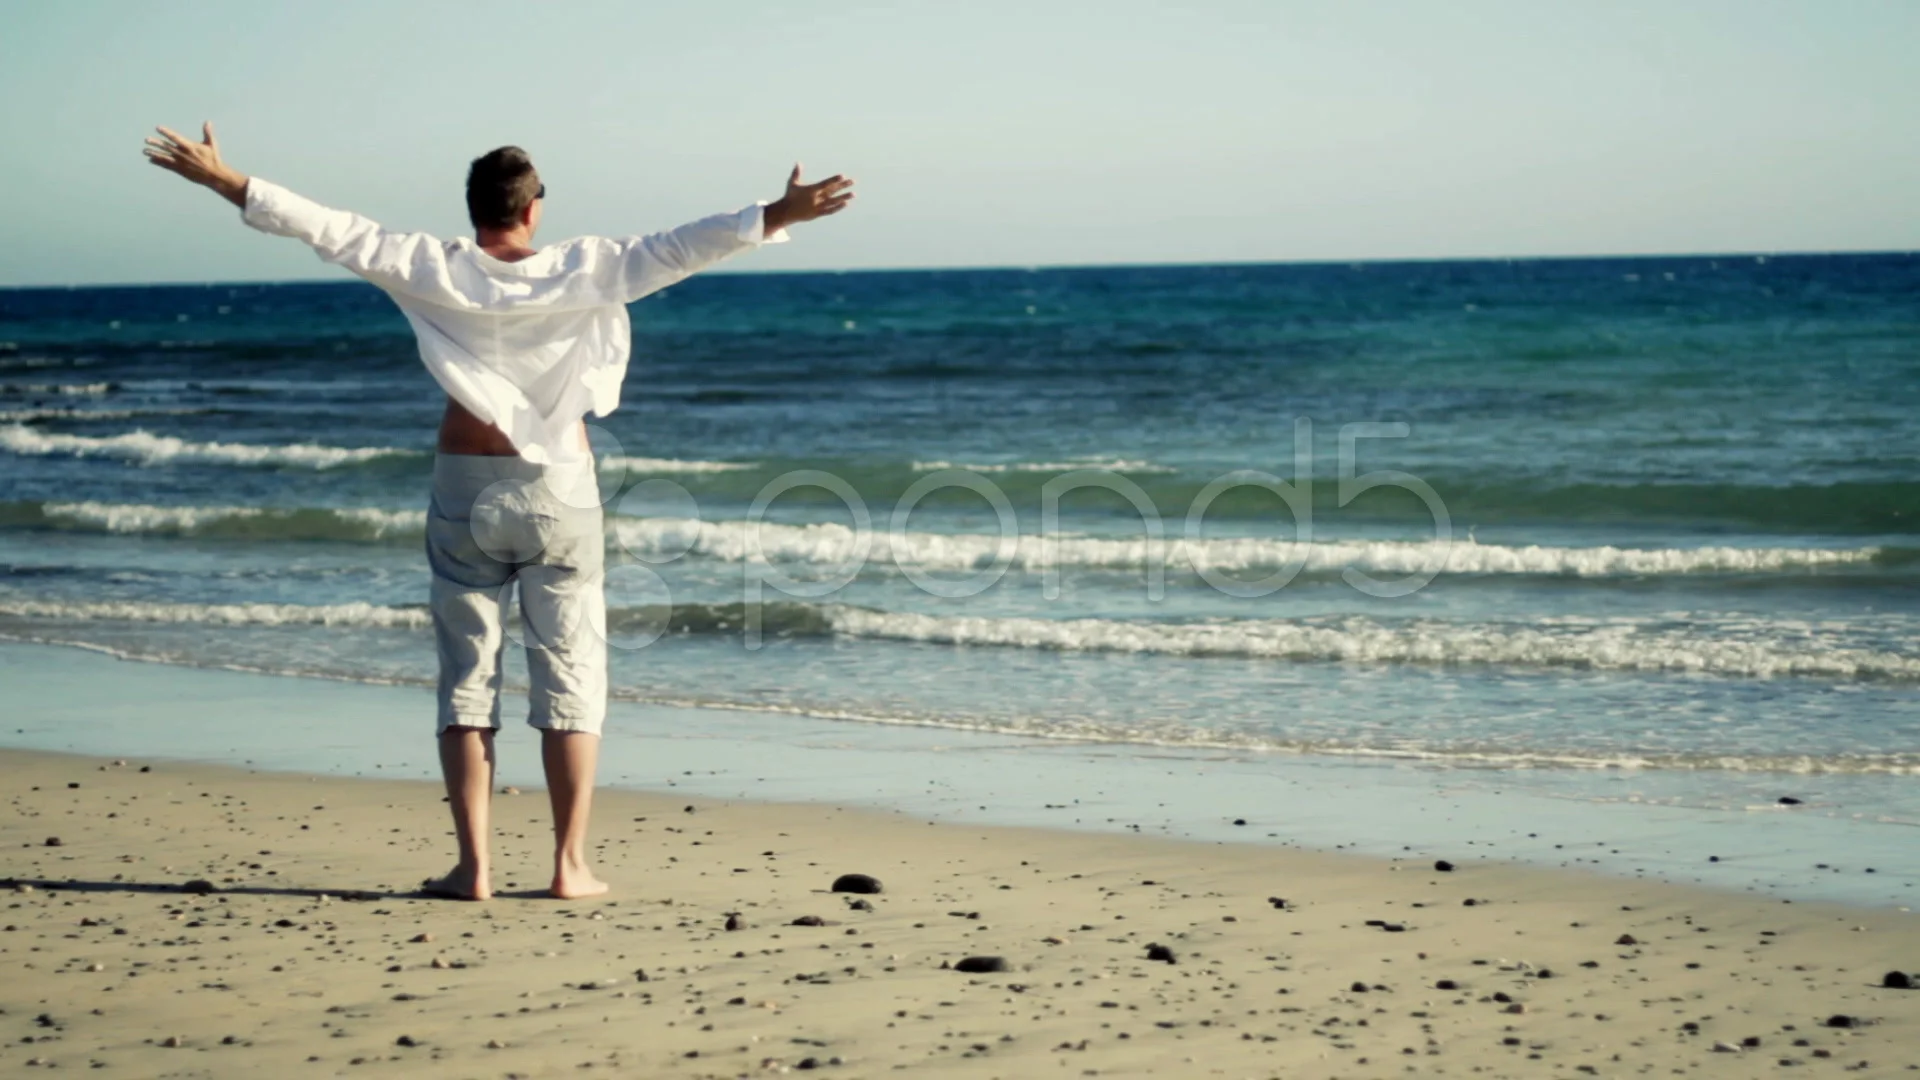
[608,517,1879,577]
[0,425,411,469]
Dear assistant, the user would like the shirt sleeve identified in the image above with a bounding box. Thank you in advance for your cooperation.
[241,178,447,295]
[614,203,789,304]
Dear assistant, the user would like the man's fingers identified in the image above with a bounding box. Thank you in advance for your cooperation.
[788,162,803,187]
[202,120,218,150]
[155,126,191,149]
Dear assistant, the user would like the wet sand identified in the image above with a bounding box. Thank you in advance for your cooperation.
[2,748,1916,1078]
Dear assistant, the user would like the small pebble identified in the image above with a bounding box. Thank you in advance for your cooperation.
[954,956,1008,974]
[831,873,883,895]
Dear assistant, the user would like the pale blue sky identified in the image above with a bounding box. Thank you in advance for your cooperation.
[2,0,1916,285]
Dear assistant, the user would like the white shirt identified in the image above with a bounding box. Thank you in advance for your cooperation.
[241,178,786,464]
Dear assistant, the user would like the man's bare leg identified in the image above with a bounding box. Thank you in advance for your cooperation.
[425,727,495,900]
[542,730,608,899]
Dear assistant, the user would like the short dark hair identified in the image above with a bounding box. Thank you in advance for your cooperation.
[466,146,542,229]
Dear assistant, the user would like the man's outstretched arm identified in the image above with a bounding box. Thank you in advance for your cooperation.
[143,121,447,296]
[614,164,855,303]
[143,123,249,207]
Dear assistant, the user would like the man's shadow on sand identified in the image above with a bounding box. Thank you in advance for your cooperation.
[2,877,552,901]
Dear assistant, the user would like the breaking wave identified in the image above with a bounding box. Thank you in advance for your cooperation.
[608,517,1884,577]
[825,608,1920,682]
[2,596,1912,682]
[21,501,425,541]
[0,599,429,629]
[0,424,415,469]
[2,501,1892,578]
[598,455,758,474]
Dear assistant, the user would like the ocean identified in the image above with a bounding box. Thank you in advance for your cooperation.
[2,254,1917,871]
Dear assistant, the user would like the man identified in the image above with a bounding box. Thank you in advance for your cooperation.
[143,123,853,900]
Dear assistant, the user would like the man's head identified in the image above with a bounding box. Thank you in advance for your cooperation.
[466,146,543,235]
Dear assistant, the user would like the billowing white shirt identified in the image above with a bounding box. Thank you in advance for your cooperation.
[240,179,786,464]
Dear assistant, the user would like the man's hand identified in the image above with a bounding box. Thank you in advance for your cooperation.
[143,122,249,208]
[763,165,854,235]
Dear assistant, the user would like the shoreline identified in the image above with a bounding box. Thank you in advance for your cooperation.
[3,746,1917,1077]
[2,641,1915,911]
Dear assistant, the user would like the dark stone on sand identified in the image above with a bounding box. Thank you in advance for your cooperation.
[634,968,650,982]
[1709,855,1720,862]
[1824,1014,1857,1029]
[67,782,79,789]
[1537,968,1554,978]
[1616,934,1639,946]
[1233,819,1247,826]
[139,765,151,773]
[1267,897,1289,909]
[1743,1036,1763,1048]
[1779,796,1803,806]
[954,956,1008,974]
[832,873,883,895]
[792,915,836,927]
[1436,979,1459,991]
[1145,944,1177,964]
[1463,898,1478,906]
[395,1035,419,1047]
[43,837,60,847]
[1434,860,1455,872]
[180,879,216,895]
[847,898,873,912]
[1882,971,1912,989]
[1350,981,1369,993]
[796,1058,820,1070]
[724,913,744,931]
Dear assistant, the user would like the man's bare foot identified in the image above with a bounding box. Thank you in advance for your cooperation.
[550,856,609,900]
[420,865,491,901]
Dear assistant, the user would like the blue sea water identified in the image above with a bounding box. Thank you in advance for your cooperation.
[1,255,1916,833]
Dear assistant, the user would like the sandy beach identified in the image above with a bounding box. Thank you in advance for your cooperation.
[4,747,1916,1078]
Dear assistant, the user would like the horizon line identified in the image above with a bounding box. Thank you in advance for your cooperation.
[3,246,1916,292]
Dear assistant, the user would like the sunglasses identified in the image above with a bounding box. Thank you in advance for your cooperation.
[536,183,546,200]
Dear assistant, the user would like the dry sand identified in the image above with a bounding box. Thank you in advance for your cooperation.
[2,748,1915,1078]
